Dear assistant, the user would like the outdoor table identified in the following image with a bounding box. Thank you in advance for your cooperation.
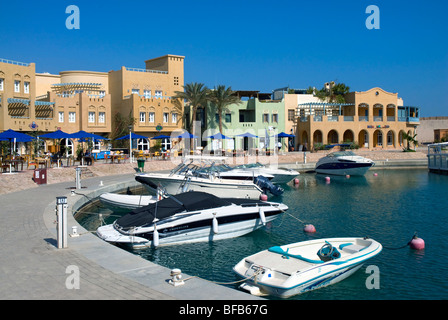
[4,159,24,173]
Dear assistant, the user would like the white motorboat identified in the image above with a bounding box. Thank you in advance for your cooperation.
[228,162,300,184]
[315,151,374,176]
[135,158,283,199]
[99,193,159,210]
[97,191,287,248]
[233,237,382,298]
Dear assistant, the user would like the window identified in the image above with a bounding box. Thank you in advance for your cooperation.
[99,112,105,123]
[155,90,163,98]
[14,80,20,93]
[132,89,140,95]
[143,90,151,98]
[163,112,169,123]
[140,112,146,123]
[24,82,30,94]
[263,113,269,123]
[172,113,178,124]
[174,76,179,86]
[59,111,64,123]
[99,91,105,98]
[88,112,95,123]
[225,113,231,123]
[288,109,295,121]
[0,78,4,91]
[149,112,155,123]
[272,114,278,123]
[69,112,76,123]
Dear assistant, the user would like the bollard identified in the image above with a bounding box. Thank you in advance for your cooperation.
[75,167,82,190]
[56,197,68,249]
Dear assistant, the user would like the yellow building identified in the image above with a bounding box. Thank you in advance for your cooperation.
[1,54,185,155]
[108,54,184,150]
[292,87,420,150]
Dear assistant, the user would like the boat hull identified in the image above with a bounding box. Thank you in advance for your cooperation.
[315,162,373,176]
[137,174,263,199]
[97,209,283,248]
[99,193,158,210]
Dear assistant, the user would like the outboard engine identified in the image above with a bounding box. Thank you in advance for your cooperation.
[254,176,284,196]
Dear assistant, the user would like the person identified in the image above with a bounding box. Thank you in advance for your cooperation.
[288,139,294,152]
[84,149,92,165]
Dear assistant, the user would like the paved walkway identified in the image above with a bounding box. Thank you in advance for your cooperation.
[0,173,258,300]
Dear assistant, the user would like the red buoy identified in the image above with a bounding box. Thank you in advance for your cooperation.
[409,235,425,250]
[304,224,316,233]
[294,178,300,185]
[260,194,268,201]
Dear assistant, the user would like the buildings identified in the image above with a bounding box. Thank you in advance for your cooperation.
[283,86,420,151]
[0,55,184,155]
[197,90,286,152]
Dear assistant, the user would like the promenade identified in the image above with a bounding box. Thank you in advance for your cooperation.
[0,150,427,300]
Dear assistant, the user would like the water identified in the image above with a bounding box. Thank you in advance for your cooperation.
[77,169,448,300]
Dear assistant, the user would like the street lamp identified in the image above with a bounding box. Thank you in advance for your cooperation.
[128,125,133,163]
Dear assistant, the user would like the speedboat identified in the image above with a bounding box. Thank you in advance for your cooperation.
[233,237,382,298]
[99,193,159,210]
[135,158,278,199]
[315,151,374,176]
[96,191,288,248]
[228,162,299,184]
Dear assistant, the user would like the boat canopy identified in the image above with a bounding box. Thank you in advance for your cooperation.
[116,192,233,229]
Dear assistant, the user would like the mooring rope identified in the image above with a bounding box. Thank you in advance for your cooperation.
[182,267,263,285]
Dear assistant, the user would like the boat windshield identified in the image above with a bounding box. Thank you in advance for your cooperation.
[328,151,356,157]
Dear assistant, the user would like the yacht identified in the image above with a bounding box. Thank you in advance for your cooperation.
[315,151,374,176]
[135,158,283,199]
[96,191,288,248]
[226,162,299,184]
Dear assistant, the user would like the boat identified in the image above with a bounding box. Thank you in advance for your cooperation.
[96,191,288,248]
[233,237,382,298]
[135,157,281,199]
[226,162,299,184]
[315,151,374,176]
[99,193,159,210]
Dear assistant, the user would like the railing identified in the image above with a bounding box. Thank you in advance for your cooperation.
[313,115,322,122]
[125,67,168,74]
[387,116,395,121]
[373,116,383,121]
[359,116,369,121]
[327,116,339,122]
[0,58,30,67]
[344,116,354,121]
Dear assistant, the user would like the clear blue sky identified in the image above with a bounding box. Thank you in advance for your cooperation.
[1,0,447,116]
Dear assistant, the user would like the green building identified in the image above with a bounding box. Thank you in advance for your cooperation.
[193,91,286,152]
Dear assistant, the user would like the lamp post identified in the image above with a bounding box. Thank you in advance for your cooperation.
[128,125,133,163]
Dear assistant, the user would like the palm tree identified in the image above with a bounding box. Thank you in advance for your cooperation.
[173,82,209,136]
[402,132,418,151]
[208,85,242,134]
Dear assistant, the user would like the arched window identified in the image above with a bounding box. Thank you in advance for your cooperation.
[137,138,149,151]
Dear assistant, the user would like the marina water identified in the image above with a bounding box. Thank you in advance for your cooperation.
[77,168,448,300]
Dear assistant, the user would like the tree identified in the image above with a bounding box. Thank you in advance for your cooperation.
[208,85,242,134]
[314,81,350,103]
[173,82,209,137]
[402,132,418,151]
[110,111,136,148]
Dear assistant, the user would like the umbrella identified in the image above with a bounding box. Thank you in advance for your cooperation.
[70,130,107,140]
[151,134,171,140]
[207,132,233,139]
[271,132,295,138]
[116,133,148,140]
[0,129,35,143]
[39,129,72,139]
[236,132,258,138]
[176,132,198,139]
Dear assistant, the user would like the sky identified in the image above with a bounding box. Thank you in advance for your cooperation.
[1,0,447,116]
